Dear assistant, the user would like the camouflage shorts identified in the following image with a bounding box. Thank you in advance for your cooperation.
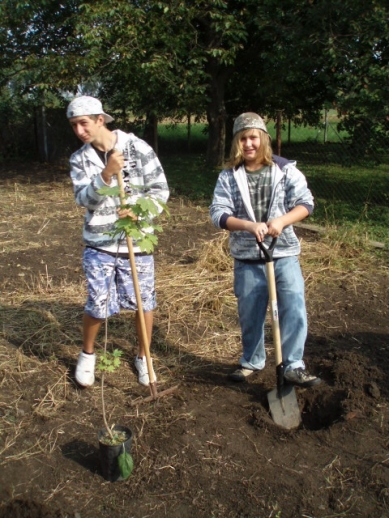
[82,247,156,318]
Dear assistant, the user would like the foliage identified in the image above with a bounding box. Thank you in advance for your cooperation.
[0,0,84,92]
[97,185,169,254]
[1,0,389,164]
[97,349,123,374]
[118,448,134,479]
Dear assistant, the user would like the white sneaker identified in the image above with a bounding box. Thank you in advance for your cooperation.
[75,352,96,387]
[134,356,156,386]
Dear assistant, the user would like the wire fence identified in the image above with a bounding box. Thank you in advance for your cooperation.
[0,106,387,245]
[269,114,389,245]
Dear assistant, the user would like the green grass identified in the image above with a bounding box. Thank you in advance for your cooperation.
[160,153,219,202]
[267,121,349,145]
[158,122,389,246]
[159,122,208,154]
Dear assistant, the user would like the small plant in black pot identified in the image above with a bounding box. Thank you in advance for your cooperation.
[97,349,134,482]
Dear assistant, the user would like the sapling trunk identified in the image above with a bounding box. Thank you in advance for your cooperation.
[102,287,114,440]
[101,373,113,440]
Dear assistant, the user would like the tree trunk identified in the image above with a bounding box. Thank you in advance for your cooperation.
[276,110,282,156]
[206,105,226,168]
[205,60,230,168]
[143,113,158,154]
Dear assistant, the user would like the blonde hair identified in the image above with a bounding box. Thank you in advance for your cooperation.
[226,129,273,168]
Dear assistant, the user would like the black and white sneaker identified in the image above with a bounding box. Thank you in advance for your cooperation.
[284,368,322,387]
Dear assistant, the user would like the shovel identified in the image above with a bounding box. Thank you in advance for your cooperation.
[257,237,301,429]
[116,169,178,403]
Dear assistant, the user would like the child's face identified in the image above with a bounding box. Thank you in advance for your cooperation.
[240,129,262,167]
[69,115,104,144]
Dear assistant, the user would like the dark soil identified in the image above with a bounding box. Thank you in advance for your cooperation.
[0,163,388,518]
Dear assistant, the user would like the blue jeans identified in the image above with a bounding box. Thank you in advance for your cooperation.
[233,256,306,373]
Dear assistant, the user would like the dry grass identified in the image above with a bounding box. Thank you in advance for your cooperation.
[156,232,239,363]
[1,179,387,368]
[0,168,388,475]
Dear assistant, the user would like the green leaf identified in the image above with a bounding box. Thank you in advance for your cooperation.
[158,200,170,217]
[118,450,134,479]
[97,349,123,373]
[126,228,144,240]
[137,236,156,254]
[136,197,160,216]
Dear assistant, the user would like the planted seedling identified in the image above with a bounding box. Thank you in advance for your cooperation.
[95,182,168,479]
[97,349,124,444]
[97,349,134,479]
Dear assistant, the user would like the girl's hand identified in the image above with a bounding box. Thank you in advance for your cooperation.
[246,222,268,242]
[267,218,284,237]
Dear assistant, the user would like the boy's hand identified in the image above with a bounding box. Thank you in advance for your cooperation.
[117,207,137,221]
[101,150,124,184]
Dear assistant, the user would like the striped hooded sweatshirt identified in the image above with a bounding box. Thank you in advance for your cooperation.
[69,129,169,254]
[209,158,313,260]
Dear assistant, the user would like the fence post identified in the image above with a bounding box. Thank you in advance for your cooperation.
[187,112,191,152]
[324,109,328,144]
[288,118,291,144]
[41,105,49,162]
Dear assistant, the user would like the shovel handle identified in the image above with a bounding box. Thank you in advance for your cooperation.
[257,237,277,262]
[116,170,156,388]
[265,261,283,368]
[257,237,284,383]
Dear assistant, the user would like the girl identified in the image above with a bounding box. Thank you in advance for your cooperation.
[210,113,321,387]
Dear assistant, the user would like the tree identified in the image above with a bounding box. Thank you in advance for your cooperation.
[73,0,246,165]
[0,0,87,160]
[1,0,388,163]
[0,0,85,91]
[319,0,389,152]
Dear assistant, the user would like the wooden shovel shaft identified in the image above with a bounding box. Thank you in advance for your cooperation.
[116,171,155,386]
[265,262,283,367]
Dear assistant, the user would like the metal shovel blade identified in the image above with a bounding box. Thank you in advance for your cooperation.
[267,384,301,429]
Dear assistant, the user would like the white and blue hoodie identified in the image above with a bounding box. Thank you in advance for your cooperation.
[209,156,314,260]
[70,129,169,254]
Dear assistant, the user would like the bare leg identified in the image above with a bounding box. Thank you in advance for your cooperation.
[83,314,104,353]
[135,310,153,357]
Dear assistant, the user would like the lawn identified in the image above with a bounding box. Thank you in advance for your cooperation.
[158,121,389,247]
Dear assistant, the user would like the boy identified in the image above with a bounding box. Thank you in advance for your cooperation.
[67,96,169,387]
[210,112,321,387]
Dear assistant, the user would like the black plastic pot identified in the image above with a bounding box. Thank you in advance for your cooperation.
[98,425,133,482]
